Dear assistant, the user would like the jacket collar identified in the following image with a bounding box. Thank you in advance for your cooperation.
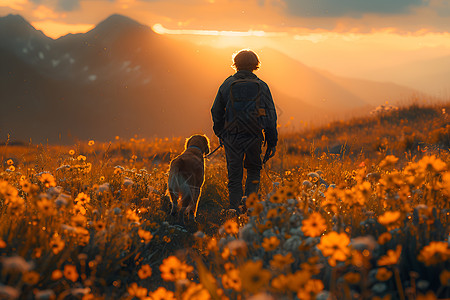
[234,70,257,79]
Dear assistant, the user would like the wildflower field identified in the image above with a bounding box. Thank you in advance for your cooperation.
[0,103,449,300]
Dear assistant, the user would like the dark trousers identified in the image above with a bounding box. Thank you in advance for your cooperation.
[224,133,263,209]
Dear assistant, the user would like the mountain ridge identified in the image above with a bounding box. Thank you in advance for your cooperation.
[0,13,421,144]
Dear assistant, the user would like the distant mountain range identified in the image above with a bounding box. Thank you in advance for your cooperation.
[0,14,421,144]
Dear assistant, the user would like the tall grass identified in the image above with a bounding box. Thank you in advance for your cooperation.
[0,103,449,299]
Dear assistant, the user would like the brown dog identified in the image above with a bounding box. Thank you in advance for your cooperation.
[168,134,210,222]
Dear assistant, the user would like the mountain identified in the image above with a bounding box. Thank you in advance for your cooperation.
[0,14,420,144]
[359,55,450,96]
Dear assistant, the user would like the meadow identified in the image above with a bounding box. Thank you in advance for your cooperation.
[0,102,449,300]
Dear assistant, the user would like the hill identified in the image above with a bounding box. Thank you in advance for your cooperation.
[281,102,450,161]
[0,14,421,144]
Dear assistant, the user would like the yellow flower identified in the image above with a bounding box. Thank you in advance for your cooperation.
[8,166,15,172]
[418,155,446,173]
[302,212,327,237]
[20,179,34,194]
[418,241,450,266]
[126,209,140,223]
[138,229,153,243]
[88,140,95,146]
[94,220,106,231]
[270,253,294,269]
[73,203,87,215]
[379,155,398,168]
[440,269,450,286]
[159,256,193,281]
[317,232,350,266]
[239,260,271,294]
[22,271,40,285]
[75,227,90,246]
[344,272,361,284]
[378,211,401,229]
[182,283,210,300]
[376,268,393,281]
[6,159,14,165]
[287,270,311,291]
[271,274,290,291]
[404,162,424,186]
[373,296,391,300]
[149,287,175,300]
[246,193,260,209]
[223,219,239,235]
[69,149,75,155]
[128,283,148,299]
[356,181,372,202]
[297,279,324,300]
[378,245,402,266]
[266,208,278,219]
[269,190,285,203]
[39,173,56,188]
[74,192,90,205]
[36,197,55,216]
[138,264,152,279]
[64,265,79,282]
[416,291,438,300]
[0,181,18,200]
[72,214,87,226]
[51,269,63,280]
[378,232,392,245]
[261,236,280,252]
[222,269,241,291]
[379,171,403,189]
[50,234,65,255]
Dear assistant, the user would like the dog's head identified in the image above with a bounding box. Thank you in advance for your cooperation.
[185,134,210,155]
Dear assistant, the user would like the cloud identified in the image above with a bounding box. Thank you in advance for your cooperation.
[33,4,60,18]
[0,0,28,10]
[57,0,80,11]
[282,0,429,17]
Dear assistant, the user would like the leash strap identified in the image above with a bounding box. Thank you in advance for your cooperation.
[205,143,223,158]
[262,162,277,184]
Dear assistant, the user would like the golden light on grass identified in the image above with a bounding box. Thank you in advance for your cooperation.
[0,104,448,298]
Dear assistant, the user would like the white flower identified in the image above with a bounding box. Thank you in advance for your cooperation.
[0,285,20,299]
[1,256,33,273]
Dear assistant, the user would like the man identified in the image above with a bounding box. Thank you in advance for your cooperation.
[211,49,278,213]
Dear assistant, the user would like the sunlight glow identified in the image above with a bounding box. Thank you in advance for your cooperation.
[0,0,27,10]
[152,23,285,37]
[31,20,94,39]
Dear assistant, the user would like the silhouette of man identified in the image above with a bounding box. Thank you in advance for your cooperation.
[211,49,278,213]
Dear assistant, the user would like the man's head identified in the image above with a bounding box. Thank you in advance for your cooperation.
[232,49,260,71]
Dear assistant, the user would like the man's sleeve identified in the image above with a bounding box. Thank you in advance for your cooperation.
[262,84,278,147]
[211,87,226,137]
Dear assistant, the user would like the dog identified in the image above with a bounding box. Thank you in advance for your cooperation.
[168,134,210,223]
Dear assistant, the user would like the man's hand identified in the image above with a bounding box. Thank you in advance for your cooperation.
[263,146,276,164]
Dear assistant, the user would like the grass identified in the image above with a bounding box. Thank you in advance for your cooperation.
[0,102,449,299]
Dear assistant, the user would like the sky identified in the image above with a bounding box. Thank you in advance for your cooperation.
[1,0,450,94]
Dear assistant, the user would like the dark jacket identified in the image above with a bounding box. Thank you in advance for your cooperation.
[211,70,278,147]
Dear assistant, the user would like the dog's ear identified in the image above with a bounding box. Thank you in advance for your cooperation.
[203,136,210,155]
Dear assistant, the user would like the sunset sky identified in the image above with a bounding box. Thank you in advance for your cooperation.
[1,0,450,94]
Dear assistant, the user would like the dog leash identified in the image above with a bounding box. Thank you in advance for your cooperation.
[205,141,223,158]
[262,162,277,184]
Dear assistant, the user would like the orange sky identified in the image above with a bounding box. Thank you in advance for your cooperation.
[2,0,450,94]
